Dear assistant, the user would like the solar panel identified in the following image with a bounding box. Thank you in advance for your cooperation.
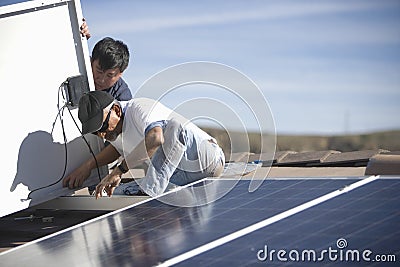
[1,176,398,267]
[180,178,400,266]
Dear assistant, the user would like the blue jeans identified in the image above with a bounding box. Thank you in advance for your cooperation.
[137,119,225,196]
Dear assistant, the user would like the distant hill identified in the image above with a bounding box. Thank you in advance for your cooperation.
[276,130,400,152]
[201,127,400,153]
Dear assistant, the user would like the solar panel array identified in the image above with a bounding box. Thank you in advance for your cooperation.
[1,176,399,266]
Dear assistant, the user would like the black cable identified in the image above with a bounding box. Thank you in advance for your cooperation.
[50,85,65,135]
[27,105,69,200]
[25,83,67,200]
[61,79,101,183]
[26,81,101,200]
[65,106,102,183]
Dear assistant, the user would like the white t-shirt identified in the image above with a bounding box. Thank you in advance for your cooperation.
[110,98,213,159]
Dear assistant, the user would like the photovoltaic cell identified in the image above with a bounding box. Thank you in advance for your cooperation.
[183,178,400,266]
[1,177,398,267]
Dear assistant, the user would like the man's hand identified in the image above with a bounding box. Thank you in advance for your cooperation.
[80,18,91,39]
[95,171,122,199]
[63,163,91,189]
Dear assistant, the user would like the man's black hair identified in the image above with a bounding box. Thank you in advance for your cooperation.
[91,37,130,72]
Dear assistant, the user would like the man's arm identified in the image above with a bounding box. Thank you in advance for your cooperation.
[95,127,164,198]
[120,126,164,171]
[63,144,120,189]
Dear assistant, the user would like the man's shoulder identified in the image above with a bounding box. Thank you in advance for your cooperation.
[126,97,158,109]
[117,77,129,86]
[125,98,174,119]
[109,77,132,101]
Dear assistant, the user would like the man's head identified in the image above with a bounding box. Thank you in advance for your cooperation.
[78,91,123,141]
[91,37,130,91]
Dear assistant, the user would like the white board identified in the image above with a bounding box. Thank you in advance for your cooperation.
[0,0,108,217]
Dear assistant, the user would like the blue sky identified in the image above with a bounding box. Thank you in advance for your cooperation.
[3,0,400,135]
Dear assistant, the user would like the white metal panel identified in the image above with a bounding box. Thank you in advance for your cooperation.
[0,0,107,217]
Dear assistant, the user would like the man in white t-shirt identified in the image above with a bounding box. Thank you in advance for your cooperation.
[62,91,225,198]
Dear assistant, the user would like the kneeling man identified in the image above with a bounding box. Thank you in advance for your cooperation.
[63,91,225,198]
